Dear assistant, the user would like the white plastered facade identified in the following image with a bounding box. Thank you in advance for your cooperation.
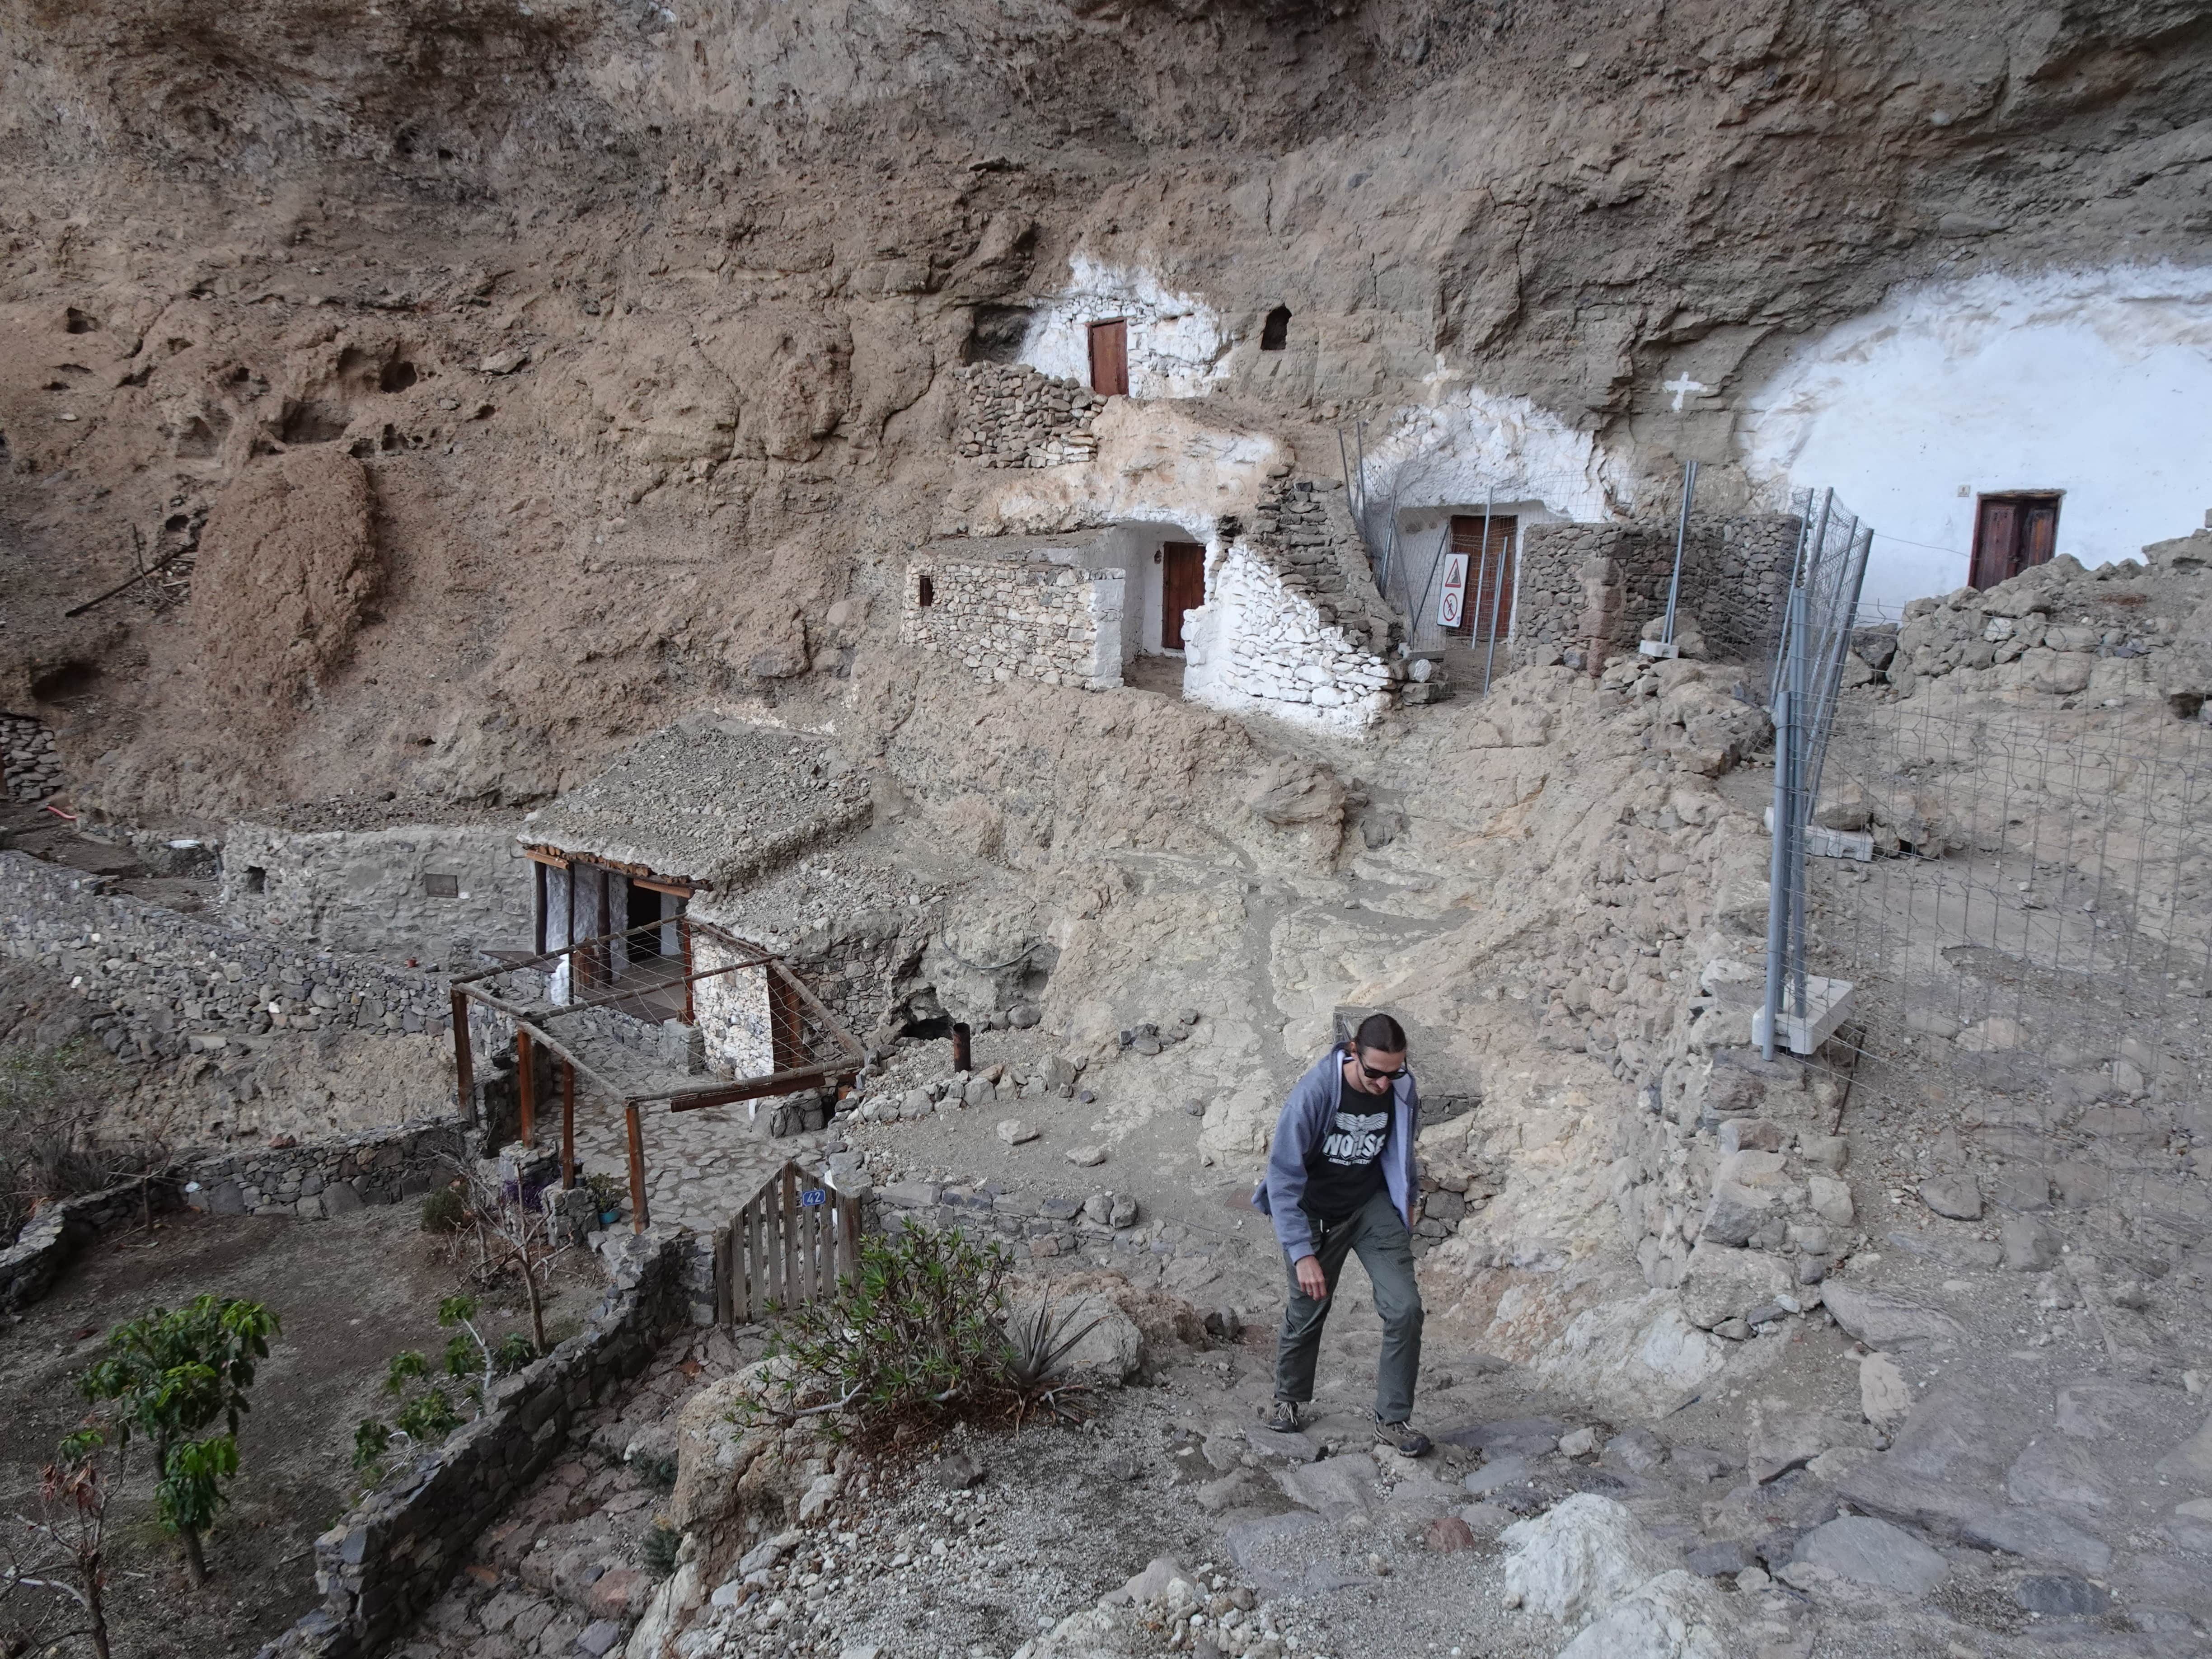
[1739,263,2212,615]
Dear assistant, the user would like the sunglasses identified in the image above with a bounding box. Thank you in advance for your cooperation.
[1357,1060,1409,1081]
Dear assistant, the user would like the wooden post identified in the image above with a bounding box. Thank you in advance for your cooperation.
[781,1164,803,1306]
[450,988,475,1123]
[625,1101,648,1234]
[516,1028,537,1146]
[561,1061,576,1190]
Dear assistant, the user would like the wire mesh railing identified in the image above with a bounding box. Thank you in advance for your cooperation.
[1786,692,2212,1265]
[1761,490,1875,1059]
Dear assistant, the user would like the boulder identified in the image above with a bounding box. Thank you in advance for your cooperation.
[1821,1281,1964,1348]
[1551,1569,1743,1659]
[1006,1291,1142,1385]
[1791,1516,1948,1595]
[1500,1494,1677,1631]
[1679,1241,1793,1331]
[1918,1176,1982,1220]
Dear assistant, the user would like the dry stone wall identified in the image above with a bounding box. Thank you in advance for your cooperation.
[0,850,457,1067]
[1514,516,1800,669]
[1182,479,1403,734]
[1,714,61,802]
[0,1172,185,1310]
[952,363,1103,468]
[181,1118,464,1218]
[899,556,1123,689]
[219,821,535,967]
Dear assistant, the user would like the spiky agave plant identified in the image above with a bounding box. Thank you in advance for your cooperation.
[998,1298,1104,1429]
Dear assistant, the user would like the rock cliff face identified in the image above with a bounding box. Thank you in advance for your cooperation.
[2,0,2208,821]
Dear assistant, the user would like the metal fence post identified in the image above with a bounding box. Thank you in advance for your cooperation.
[1762,679,1793,1062]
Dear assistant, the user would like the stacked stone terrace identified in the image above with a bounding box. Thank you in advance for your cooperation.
[0,848,455,1064]
[952,362,1103,468]
[2,714,61,802]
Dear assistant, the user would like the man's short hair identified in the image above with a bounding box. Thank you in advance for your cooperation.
[1354,1012,1407,1054]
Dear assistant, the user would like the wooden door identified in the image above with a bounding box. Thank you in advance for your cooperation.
[1447,515,1517,643]
[1161,542,1205,650]
[1088,319,1129,396]
[1970,493,2062,589]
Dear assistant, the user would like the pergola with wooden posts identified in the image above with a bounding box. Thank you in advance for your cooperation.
[447,915,865,1232]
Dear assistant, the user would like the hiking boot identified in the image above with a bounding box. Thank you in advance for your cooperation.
[1375,1415,1432,1457]
[1262,1398,1304,1434]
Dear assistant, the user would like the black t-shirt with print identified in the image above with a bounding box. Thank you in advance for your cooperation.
[1300,1063,1393,1223]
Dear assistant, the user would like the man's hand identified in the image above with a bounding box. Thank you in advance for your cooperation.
[1294,1255,1328,1300]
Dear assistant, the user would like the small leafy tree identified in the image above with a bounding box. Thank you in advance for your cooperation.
[2,1424,117,1659]
[77,1297,278,1586]
[352,1296,537,1484]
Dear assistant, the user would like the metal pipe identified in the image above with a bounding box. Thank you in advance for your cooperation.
[1662,459,1696,647]
[1762,680,1793,1063]
[1788,584,1813,1031]
[1479,489,1502,695]
[951,1021,972,1073]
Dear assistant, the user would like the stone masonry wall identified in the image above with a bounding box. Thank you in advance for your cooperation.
[952,363,1103,468]
[0,1172,186,1310]
[1248,478,1397,651]
[0,850,458,1067]
[1514,515,1800,670]
[1512,523,1673,665]
[181,1118,465,1218]
[3,1118,465,1312]
[256,1229,693,1659]
[2,713,61,802]
[899,557,1123,690]
[219,821,536,969]
[1182,479,1403,735]
[1678,516,1800,665]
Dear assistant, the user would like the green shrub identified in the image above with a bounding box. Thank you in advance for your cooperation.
[641,1520,681,1579]
[420,1186,467,1234]
[759,1223,1020,1429]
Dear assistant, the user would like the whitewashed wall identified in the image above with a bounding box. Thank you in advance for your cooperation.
[690,934,773,1082]
[1739,263,2212,615]
[1019,255,1233,399]
[1183,542,1396,734]
[1359,384,1628,527]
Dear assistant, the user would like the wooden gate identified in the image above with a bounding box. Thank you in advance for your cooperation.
[717,1160,862,1325]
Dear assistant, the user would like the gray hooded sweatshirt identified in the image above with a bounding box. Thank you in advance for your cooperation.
[1250,1043,1420,1261]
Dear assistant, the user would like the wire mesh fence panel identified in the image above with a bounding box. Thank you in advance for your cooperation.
[1762,490,1875,1056]
[1796,690,2212,1261]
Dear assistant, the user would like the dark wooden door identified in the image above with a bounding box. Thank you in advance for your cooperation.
[1446,515,1517,642]
[1088,319,1129,396]
[1161,542,1205,650]
[1971,493,2061,589]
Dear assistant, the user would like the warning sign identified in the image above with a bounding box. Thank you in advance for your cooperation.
[1437,553,1469,629]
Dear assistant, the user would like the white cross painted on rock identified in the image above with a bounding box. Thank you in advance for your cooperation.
[1663,375,1711,413]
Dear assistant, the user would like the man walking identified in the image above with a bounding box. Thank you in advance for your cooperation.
[1251,1012,1429,1456]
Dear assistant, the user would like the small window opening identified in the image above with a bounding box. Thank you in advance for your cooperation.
[243,866,267,894]
[423,872,460,899]
[917,573,935,608]
[1261,306,1291,351]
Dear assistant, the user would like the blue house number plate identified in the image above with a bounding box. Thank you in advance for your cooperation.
[801,1187,826,1208]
